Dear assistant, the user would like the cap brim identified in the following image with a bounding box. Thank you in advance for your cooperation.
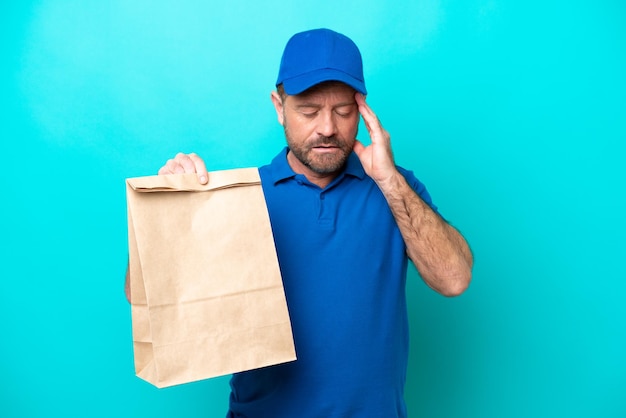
[281,69,367,95]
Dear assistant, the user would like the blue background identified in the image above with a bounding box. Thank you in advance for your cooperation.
[2,1,624,417]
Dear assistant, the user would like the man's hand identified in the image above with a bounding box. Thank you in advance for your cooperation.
[352,93,397,186]
[158,152,209,185]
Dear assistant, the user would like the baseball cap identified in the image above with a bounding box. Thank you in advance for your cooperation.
[276,28,367,95]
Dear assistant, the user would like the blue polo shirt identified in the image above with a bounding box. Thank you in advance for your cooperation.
[228,148,438,418]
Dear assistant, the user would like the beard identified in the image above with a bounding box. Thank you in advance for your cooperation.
[283,124,356,175]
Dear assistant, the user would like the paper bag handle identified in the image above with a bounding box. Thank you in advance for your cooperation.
[126,168,260,193]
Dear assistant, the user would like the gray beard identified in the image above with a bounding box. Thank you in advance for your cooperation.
[283,124,356,175]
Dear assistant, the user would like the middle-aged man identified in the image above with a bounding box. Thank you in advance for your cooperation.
[131,28,473,417]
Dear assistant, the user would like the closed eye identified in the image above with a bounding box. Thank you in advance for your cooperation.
[335,105,357,117]
[296,105,321,118]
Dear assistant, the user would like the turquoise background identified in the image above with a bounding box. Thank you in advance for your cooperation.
[2,1,624,417]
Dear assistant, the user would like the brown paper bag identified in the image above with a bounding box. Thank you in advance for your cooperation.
[126,168,296,388]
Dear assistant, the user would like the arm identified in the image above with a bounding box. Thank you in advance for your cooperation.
[373,171,473,296]
[124,152,210,302]
[353,93,473,296]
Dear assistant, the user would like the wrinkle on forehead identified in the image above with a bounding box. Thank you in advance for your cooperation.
[287,83,357,110]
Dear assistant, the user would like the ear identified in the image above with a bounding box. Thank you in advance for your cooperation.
[270,91,285,126]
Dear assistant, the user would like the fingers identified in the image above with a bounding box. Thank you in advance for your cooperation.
[355,93,389,144]
[187,153,209,184]
[356,94,379,133]
[157,152,209,184]
[355,93,376,127]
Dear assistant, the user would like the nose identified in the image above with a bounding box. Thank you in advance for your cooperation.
[316,110,337,138]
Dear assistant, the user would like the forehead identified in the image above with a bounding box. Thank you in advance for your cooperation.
[289,81,356,104]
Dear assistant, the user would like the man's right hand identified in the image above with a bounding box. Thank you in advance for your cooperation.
[157,152,209,184]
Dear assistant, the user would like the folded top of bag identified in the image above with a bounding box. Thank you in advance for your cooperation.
[127,168,260,193]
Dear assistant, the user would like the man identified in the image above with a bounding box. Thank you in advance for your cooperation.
[130,28,472,417]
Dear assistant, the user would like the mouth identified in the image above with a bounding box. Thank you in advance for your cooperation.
[312,141,341,149]
[312,145,340,153]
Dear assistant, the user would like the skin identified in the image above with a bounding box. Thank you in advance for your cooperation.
[270,82,360,188]
[127,82,473,301]
[352,91,473,296]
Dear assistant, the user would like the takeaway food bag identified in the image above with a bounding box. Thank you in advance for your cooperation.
[126,168,296,388]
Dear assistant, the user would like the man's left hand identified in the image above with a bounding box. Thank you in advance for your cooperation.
[353,93,398,186]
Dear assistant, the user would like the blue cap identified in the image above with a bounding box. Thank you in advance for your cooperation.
[276,28,367,95]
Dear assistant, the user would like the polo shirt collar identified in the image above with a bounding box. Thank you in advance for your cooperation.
[267,147,366,185]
